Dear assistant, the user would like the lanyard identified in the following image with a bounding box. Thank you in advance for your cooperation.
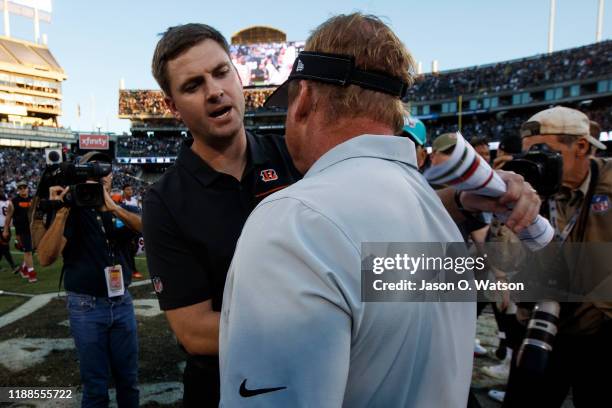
[548,199,581,243]
[93,210,116,264]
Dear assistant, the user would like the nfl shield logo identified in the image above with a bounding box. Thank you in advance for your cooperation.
[591,195,610,214]
[152,277,163,294]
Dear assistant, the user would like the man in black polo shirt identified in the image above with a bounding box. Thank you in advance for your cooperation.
[37,152,142,407]
[143,24,301,407]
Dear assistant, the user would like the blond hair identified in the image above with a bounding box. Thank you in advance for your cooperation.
[297,13,415,132]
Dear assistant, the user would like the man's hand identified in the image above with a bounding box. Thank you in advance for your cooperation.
[493,154,513,170]
[1,229,8,241]
[460,170,540,233]
[49,186,69,201]
[101,187,120,213]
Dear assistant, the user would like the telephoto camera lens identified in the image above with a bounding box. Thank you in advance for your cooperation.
[517,301,560,375]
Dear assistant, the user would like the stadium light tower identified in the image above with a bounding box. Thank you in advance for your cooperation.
[597,0,605,42]
[548,0,556,54]
[0,0,52,42]
[3,0,10,36]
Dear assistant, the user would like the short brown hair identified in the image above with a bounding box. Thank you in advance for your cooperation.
[557,134,593,153]
[470,136,489,148]
[152,23,230,96]
[294,13,415,132]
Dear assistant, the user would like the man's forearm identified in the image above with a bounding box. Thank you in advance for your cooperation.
[37,208,69,266]
[166,307,221,355]
[112,206,142,233]
[3,204,13,231]
[436,187,466,223]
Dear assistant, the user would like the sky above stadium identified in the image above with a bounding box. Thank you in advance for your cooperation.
[5,0,611,133]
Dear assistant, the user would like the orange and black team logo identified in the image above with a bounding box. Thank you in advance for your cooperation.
[260,169,278,182]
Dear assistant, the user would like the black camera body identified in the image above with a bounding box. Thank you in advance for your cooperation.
[502,143,563,197]
[37,161,112,208]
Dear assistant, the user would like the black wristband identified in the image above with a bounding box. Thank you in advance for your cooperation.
[454,190,466,211]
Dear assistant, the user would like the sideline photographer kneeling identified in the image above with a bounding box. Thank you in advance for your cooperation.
[37,151,142,408]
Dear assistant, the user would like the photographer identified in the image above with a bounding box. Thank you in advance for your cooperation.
[37,152,141,408]
[503,106,612,407]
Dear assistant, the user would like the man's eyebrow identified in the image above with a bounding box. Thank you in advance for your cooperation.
[212,62,230,72]
[179,62,230,91]
[180,75,203,91]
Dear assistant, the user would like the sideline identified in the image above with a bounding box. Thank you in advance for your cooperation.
[0,279,151,329]
[9,250,147,260]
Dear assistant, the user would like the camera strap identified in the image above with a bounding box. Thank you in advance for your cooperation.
[548,200,579,243]
[94,210,116,265]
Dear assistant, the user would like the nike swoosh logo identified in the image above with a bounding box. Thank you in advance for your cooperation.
[239,379,287,398]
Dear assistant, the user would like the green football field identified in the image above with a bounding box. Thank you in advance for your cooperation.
[0,228,149,314]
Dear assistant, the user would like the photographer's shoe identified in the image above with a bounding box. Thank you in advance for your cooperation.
[27,269,37,283]
[487,389,505,403]
[495,337,508,360]
[482,350,511,380]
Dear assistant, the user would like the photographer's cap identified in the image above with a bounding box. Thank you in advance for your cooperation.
[263,51,409,108]
[521,106,606,150]
[78,151,112,164]
[16,179,28,188]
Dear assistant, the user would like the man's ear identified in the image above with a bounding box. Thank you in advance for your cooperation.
[575,138,590,157]
[164,96,181,121]
[292,80,314,122]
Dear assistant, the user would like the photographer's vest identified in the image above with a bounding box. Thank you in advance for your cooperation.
[549,157,612,334]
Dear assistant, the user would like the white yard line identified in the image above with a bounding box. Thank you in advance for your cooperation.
[0,280,151,329]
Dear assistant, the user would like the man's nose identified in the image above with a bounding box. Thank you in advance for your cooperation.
[207,83,224,102]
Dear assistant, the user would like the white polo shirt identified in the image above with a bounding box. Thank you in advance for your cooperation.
[220,135,475,407]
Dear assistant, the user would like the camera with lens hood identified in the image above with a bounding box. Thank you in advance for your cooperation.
[501,143,563,197]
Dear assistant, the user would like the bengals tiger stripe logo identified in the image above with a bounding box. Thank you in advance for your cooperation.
[260,169,278,182]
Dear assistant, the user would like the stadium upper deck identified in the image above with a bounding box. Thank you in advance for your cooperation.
[0,35,71,147]
[119,39,612,121]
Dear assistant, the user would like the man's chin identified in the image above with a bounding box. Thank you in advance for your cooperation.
[204,126,244,146]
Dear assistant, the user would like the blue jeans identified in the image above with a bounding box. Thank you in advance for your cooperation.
[67,291,139,408]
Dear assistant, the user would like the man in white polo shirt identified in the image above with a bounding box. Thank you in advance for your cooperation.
[220,13,538,407]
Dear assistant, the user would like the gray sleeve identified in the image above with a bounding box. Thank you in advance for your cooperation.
[220,198,359,407]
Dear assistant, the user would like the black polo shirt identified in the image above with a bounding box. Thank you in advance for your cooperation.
[12,196,32,234]
[142,132,301,312]
[62,207,133,297]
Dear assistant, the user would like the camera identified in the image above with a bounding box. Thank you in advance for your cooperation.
[501,143,563,197]
[36,158,112,209]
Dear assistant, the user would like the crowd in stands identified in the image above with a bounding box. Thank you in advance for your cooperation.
[408,40,612,102]
[0,147,148,199]
[430,115,529,141]
[119,40,611,118]
[119,90,171,117]
[244,88,276,110]
[0,148,45,195]
[117,135,184,158]
[119,88,276,117]
[428,105,612,146]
